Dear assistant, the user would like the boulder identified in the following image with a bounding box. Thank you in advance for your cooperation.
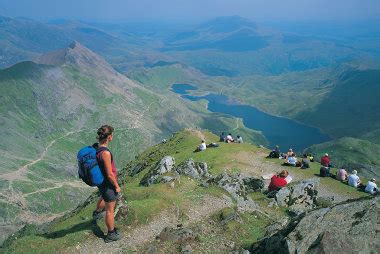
[215,173,264,200]
[157,226,197,243]
[140,156,175,186]
[251,197,380,254]
[175,159,211,180]
[274,178,319,215]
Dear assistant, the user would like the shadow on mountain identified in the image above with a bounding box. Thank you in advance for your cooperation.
[42,220,104,239]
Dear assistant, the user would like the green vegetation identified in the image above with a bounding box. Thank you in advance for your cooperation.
[4,129,371,253]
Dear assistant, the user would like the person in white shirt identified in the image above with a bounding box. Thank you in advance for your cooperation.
[236,135,243,143]
[198,140,206,151]
[365,178,378,195]
[348,170,361,188]
[225,134,234,143]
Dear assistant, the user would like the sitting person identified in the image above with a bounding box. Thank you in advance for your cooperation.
[236,135,243,143]
[207,142,219,148]
[285,149,293,159]
[336,168,348,181]
[268,145,280,158]
[365,178,378,195]
[268,170,290,192]
[284,153,297,166]
[320,166,330,177]
[321,153,331,167]
[309,154,314,162]
[225,133,234,143]
[219,132,225,142]
[300,154,310,169]
[195,140,207,152]
[348,170,361,188]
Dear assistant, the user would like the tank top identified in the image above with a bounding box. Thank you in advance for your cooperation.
[96,146,117,178]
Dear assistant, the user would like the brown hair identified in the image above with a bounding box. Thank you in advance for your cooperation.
[97,125,114,144]
[279,170,289,178]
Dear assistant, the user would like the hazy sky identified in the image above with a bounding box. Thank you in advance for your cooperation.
[0,0,379,22]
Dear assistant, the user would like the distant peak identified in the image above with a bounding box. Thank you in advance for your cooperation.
[69,41,80,49]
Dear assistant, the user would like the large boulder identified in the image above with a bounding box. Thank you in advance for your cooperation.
[175,159,211,180]
[140,156,176,186]
[275,178,319,215]
[215,173,264,200]
[157,226,197,243]
[251,197,380,254]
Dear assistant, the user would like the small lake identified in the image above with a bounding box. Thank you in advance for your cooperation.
[171,83,331,151]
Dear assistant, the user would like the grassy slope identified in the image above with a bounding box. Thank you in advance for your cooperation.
[3,129,369,253]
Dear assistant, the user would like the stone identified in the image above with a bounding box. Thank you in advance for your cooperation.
[158,226,197,243]
[251,197,379,254]
[139,156,175,186]
[243,177,265,192]
[176,159,211,180]
[181,244,193,254]
[274,178,319,214]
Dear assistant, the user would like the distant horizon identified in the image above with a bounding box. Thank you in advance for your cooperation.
[1,0,379,24]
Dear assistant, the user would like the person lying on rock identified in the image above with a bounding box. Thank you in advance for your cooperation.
[268,170,290,192]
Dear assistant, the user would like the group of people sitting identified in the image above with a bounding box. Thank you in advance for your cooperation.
[266,146,378,195]
[219,132,243,143]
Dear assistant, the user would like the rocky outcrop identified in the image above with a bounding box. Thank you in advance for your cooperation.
[140,156,176,186]
[274,178,319,215]
[176,159,211,180]
[157,226,197,243]
[215,173,264,200]
[251,197,380,254]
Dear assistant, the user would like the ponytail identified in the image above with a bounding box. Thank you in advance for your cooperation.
[96,125,114,144]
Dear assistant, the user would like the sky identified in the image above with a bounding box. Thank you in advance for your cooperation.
[0,0,380,22]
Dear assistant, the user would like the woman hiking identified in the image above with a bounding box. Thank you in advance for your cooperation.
[92,125,122,242]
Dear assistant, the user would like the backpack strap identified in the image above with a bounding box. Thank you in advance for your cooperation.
[96,146,111,175]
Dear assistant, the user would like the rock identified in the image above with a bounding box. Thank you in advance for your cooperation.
[114,196,128,220]
[140,156,175,186]
[251,197,379,254]
[237,198,258,213]
[158,226,197,243]
[274,178,319,214]
[181,244,193,254]
[215,173,264,200]
[315,196,334,208]
[176,159,211,180]
[128,162,148,177]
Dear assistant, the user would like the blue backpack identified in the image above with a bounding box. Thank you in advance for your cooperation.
[77,145,104,186]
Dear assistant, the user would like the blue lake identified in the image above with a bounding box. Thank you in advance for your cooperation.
[171,83,331,151]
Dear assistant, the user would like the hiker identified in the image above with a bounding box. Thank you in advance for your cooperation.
[284,149,293,159]
[267,145,280,158]
[197,140,207,151]
[319,166,330,177]
[219,132,225,142]
[348,170,361,188]
[225,133,234,143]
[321,153,331,167]
[284,153,297,166]
[336,168,348,181]
[236,135,243,143]
[365,178,378,195]
[268,170,290,191]
[93,125,122,242]
[300,154,310,169]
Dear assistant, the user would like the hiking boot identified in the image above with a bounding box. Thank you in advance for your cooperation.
[92,209,105,220]
[104,228,121,243]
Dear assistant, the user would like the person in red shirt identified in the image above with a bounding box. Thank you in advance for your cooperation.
[268,170,289,191]
[321,153,330,167]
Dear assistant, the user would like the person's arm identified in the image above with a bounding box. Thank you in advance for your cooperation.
[101,151,121,193]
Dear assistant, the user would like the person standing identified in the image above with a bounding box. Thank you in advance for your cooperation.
[93,125,122,242]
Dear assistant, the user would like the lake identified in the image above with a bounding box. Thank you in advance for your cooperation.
[171,83,331,151]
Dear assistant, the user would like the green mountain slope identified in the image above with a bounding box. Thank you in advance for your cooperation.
[2,129,370,253]
[0,42,267,244]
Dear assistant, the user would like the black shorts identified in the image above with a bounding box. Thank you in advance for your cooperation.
[98,183,118,202]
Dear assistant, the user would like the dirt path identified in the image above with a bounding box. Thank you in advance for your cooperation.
[1,130,82,182]
[64,195,232,253]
